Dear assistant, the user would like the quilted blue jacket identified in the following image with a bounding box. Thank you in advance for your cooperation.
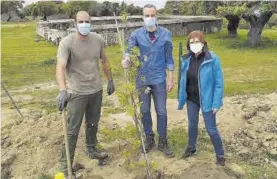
[178,51,224,112]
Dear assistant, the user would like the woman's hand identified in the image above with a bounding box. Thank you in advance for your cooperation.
[213,108,219,114]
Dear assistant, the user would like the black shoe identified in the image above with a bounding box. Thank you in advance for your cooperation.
[216,156,225,166]
[87,147,108,160]
[182,146,196,158]
[157,137,174,158]
[141,134,155,153]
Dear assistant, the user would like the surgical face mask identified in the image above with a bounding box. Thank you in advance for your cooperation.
[77,22,91,36]
[143,17,157,31]
[190,42,204,54]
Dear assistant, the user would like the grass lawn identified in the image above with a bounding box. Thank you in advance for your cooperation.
[1,21,277,97]
[1,21,58,88]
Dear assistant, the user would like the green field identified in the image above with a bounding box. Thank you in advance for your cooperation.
[1,21,277,97]
[2,21,277,179]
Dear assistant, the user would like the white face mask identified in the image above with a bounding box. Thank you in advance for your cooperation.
[143,17,157,32]
[190,42,204,54]
[77,22,91,36]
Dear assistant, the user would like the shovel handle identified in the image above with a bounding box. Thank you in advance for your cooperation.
[62,110,73,179]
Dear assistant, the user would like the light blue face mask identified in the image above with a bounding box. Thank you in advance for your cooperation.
[77,22,91,36]
[143,17,157,31]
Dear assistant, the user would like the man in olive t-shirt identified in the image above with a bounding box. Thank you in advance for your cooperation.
[56,11,115,176]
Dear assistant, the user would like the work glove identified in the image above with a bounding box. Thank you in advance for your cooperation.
[121,54,132,69]
[107,80,115,95]
[56,90,69,111]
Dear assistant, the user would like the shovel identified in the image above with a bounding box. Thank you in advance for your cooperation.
[62,110,73,179]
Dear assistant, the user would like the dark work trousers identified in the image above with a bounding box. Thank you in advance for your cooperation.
[60,90,102,173]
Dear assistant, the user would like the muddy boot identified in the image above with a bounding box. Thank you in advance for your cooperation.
[216,156,226,166]
[87,147,108,160]
[141,134,155,153]
[72,163,85,172]
[182,146,196,158]
[157,137,174,158]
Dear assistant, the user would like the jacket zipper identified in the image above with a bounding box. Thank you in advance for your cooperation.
[198,59,213,108]
[198,67,201,108]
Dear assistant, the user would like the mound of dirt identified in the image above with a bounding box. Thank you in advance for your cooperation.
[1,84,277,179]
[224,93,277,165]
[180,162,236,179]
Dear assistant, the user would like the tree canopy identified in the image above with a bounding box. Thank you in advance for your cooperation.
[22,0,142,19]
[164,0,277,47]
[217,1,277,46]
[1,1,24,14]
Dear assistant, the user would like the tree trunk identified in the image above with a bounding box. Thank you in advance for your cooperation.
[225,15,240,38]
[227,22,238,38]
[243,12,273,47]
[247,25,263,47]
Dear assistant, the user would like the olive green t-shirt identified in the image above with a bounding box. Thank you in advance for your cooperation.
[57,32,105,95]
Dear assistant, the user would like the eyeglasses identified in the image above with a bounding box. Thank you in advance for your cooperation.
[77,21,90,23]
[144,14,156,18]
[189,40,201,44]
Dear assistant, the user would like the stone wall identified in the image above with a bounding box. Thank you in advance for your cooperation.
[36,16,222,46]
[46,14,70,21]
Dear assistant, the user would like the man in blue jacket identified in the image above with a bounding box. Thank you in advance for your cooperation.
[122,4,174,157]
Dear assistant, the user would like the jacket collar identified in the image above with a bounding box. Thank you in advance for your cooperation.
[143,26,160,44]
[203,51,212,61]
[183,50,213,62]
[143,25,160,34]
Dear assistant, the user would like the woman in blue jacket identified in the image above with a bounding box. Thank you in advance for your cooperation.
[178,31,225,166]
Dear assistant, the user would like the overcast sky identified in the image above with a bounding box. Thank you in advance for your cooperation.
[23,0,167,9]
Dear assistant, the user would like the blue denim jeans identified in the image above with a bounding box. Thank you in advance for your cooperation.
[139,81,168,138]
[187,100,224,156]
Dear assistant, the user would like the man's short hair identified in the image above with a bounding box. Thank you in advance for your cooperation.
[75,11,90,21]
[143,4,156,10]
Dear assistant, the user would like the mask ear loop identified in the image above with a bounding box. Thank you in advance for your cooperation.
[89,22,92,31]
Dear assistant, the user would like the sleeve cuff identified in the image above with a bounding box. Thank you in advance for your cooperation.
[177,103,184,110]
[178,100,185,110]
[167,64,175,71]
[212,103,222,110]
